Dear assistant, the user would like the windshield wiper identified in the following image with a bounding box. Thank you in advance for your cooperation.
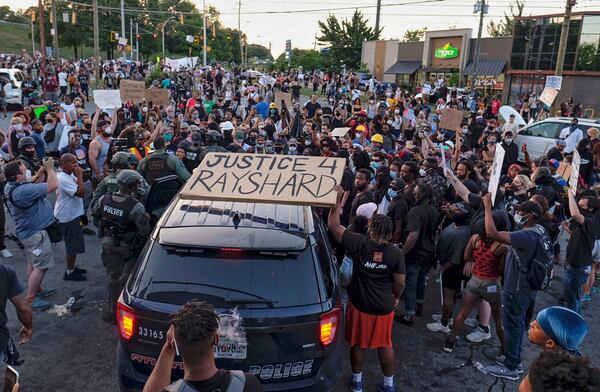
[149,281,274,302]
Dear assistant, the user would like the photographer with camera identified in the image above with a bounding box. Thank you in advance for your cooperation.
[4,158,58,310]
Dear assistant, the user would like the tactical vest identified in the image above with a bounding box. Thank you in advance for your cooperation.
[184,147,202,173]
[164,370,246,392]
[143,153,174,185]
[103,174,119,195]
[99,194,138,234]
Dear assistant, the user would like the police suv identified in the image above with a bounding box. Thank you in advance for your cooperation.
[117,186,344,391]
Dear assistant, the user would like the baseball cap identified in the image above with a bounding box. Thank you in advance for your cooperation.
[356,202,377,219]
[515,200,543,217]
[556,139,567,146]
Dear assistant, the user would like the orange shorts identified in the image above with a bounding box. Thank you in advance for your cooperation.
[345,302,394,349]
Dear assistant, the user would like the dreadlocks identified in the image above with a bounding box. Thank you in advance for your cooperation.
[367,214,394,244]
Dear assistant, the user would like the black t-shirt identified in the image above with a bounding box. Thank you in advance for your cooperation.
[566,215,599,266]
[387,196,408,237]
[0,265,24,354]
[405,202,440,261]
[349,190,374,224]
[167,370,263,392]
[547,147,563,162]
[304,101,321,119]
[342,230,406,315]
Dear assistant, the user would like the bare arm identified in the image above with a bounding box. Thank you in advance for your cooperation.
[483,193,511,244]
[144,121,162,147]
[327,186,346,243]
[45,163,58,193]
[10,293,32,344]
[143,326,176,392]
[445,168,470,202]
[73,166,86,198]
[109,110,117,131]
[403,231,419,255]
[88,140,101,178]
[392,219,404,244]
[91,107,100,139]
[393,273,406,304]
[568,191,584,225]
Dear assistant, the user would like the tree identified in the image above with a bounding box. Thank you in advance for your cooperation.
[246,44,272,61]
[402,28,426,42]
[487,0,525,37]
[317,10,381,71]
[275,49,322,71]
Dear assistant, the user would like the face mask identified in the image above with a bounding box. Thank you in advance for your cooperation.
[43,123,54,132]
[14,124,23,131]
[167,113,175,119]
[142,107,148,113]
[305,139,312,146]
[462,128,469,134]
[180,132,188,139]
[369,100,374,104]
[288,146,297,153]
[386,120,393,126]
[505,138,513,144]
[390,171,398,179]
[514,213,529,226]
[260,131,267,137]
[274,146,283,153]
[164,133,173,142]
[419,168,427,177]
[256,143,264,148]
[371,161,381,171]
[388,189,398,199]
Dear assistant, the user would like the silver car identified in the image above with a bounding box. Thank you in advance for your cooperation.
[516,117,600,161]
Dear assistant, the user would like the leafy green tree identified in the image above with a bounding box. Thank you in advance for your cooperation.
[487,0,525,37]
[317,10,381,71]
[402,28,426,42]
[275,49,322,71]
[246,44,272,61]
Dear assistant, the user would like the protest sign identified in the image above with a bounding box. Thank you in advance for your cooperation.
[540,87,559,106]
[145,88,170,106]
[33,106,46,119]
[119,80,146,103]
[545,76,563,90]
[439,108,464,131]
[180,153,345,207]
[332,127,350,138]
[274,91,293,109]
[93,89,122,109]
[488,144,506,206]
[570,150,581,195]
[557,161,572,181]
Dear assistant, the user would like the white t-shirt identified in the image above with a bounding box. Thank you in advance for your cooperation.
[54,171,84,223]
[58,71,68,87]
[422,84,432,95]
[559,126,583,154]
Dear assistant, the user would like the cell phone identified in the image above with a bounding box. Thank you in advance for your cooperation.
[4,366,18,392]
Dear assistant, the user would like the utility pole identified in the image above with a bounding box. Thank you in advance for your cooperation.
[472,0,487,90]
[238,0,243,66]
[30,12,36,55]
[161,16,176,62]
[136,22,139,62]
[38,0,47,71]
[203,0,207,67]
[120,0,126,60]
[130,18,133,60]
[51,0,59,58]
[555,0,577,76]
[375,0,382,34]
[93,0,100,88]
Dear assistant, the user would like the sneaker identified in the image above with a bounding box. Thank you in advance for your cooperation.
[443,339,456,353]
[466,326,491,342]
[74,266,87,274]
[63,270,87,281]
[396,314,414,326]
[377,383,395,392]
[464,316,478,328]
[0,248,13,258]
[495,355,524,374]
[31,298,52,310]
[431,314,454,325]
[426,321,451,333]
[36,288,57,298]
[82,226,96,235]
[349,378,363,392]
[483,363,520,381]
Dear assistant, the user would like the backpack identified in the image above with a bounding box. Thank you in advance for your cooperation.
[514,225,554,291]
[163,370,246,392]
[44,124,57,143]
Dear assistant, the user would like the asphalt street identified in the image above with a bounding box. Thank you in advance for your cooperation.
[0,106,599,392]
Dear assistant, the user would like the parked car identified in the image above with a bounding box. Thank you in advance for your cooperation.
[117,193,344,391]
[516,117,600,161]
[0,68,25,107]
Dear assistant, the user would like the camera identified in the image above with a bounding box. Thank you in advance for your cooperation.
[111,138,129,152]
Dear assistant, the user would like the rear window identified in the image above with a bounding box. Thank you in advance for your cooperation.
[131,243,322,308]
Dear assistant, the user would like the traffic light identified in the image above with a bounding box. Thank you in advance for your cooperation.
[179,14,184,24]
[110,31,117,42]
[31,10,36,22]
[152,32,157,40]
[72,12,77,24]
[193,35,199,45]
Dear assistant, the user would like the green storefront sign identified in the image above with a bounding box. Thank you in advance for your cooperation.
[434,43,459,59]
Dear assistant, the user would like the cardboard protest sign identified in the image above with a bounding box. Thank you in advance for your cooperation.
[145,88,170,106]
[332,127,350,138]
[180,153,345,207]
[439,108,464,131]
[119,80,146,103]
[569,150,581,195]
[93,89,122,109]
[540,87,558,106]
[488,144,506,206]
[545,76,562,90]
[274,91,293,109]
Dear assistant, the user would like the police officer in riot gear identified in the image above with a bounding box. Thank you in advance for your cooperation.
[93,170,152,324]
[137,137,191,185]
[183,133,204,173]
[198,130,228,163]
[15,136,41,174]
[91,151,148,212]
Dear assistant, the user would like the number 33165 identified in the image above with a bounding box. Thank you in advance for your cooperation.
[138,327,164,340]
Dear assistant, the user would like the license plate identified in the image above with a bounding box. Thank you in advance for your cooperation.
[214,338,247,359]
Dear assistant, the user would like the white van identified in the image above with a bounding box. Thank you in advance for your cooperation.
[516,117,600,161]
[0,68,26,107]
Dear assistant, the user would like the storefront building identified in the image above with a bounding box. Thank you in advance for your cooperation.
[506,12,600,110]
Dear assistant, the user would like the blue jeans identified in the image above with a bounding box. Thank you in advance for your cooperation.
[564,264,591,315]
[404,262,426,315]
[502,290,536,371]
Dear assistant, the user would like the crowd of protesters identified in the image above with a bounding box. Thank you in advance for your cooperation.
[0,49,600,392]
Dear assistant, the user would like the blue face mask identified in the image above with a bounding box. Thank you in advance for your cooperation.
[431,123,438,133]
[371,161,381,171]
[390,170,397,179]
[388,189,398,199]
[164,133,173,142]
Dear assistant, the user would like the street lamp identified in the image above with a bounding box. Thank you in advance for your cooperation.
[161,15,177,62]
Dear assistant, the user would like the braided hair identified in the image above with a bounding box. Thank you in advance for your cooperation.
[367,214,394,244]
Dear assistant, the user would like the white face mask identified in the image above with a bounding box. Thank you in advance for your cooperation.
[103,126,113,135]
[419,168,427,177]
[514,213,528,226]
[505,138,513,144]
[14,124,23,131]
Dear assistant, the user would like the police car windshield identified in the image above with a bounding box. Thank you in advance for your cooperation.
[130,243,322,308]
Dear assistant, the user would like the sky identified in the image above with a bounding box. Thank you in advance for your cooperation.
[5,0,600,57]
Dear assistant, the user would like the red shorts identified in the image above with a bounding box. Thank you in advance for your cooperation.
[345,302,394,349]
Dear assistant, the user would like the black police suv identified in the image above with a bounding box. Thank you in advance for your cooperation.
[117,196,344,391]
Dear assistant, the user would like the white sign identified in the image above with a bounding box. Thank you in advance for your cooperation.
[165,57,198,69]
[570,150,581,196]
[93,89,122,109]
[488,144,506,206]
[540,87,559,107]
[545,76,563,90]
[118,37,128,46]
[186,35,194,43]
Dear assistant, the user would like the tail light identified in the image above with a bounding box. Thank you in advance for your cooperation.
[320,308,341,346]
[117,302,136,340]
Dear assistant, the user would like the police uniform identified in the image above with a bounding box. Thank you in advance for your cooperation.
[94,192,151,322]
[91,171,150,215]
[137,149,191,185]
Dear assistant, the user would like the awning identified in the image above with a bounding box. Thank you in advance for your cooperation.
[421,67,454,73]
[463,59,507,76]
[384,61,422,75]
